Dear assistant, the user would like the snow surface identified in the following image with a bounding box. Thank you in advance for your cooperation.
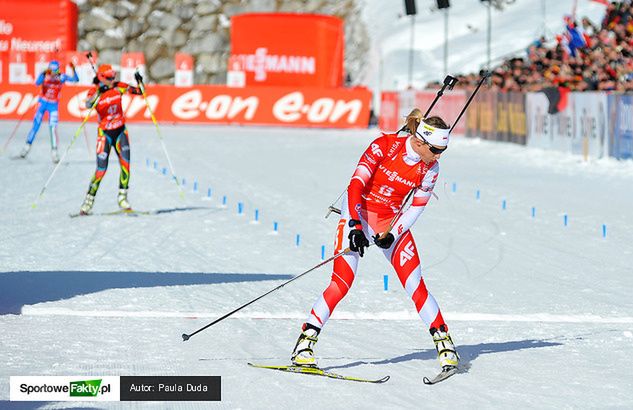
[1,120,632,409]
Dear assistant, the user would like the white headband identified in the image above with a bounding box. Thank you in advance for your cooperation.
[416,120,450,147]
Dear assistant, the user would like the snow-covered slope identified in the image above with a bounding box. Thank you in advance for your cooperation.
[1,121,632,408]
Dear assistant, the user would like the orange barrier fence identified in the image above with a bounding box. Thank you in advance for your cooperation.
[0,84,372,128]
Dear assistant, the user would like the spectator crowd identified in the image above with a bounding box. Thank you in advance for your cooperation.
[429,1,633,92]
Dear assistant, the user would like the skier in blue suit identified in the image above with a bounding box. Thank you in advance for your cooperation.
[19,60,79,163]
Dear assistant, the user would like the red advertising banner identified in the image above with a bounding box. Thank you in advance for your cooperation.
[378,90,467,135]
[65,50,97,86]
[0,84,371,128]
[120,52,146,85]
[379,91,399,132]
[413,90,467,134]
[174,52,193,87]
[230,13,344,88]
[0,0,78,52]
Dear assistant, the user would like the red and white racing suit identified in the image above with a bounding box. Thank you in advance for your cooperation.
[305,133,448,333]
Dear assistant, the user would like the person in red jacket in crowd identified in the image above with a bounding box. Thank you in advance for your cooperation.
[291,109,459,373]
[79,64,143,215]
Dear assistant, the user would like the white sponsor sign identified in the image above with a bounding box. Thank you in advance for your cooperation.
[10,376,120,401]
[526,92,574,153]
[573,92,608,159]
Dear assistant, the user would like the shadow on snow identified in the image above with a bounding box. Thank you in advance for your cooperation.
[322,339,563,373]
[0,270,293,315]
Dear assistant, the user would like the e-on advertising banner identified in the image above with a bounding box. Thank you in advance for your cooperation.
[0,84,371,128]
[10,376,221,402]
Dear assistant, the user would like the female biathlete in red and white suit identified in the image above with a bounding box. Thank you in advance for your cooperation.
[291,111,459,372]
[79,64,144,215]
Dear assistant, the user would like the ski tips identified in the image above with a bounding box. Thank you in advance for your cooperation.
[182,333,190,341]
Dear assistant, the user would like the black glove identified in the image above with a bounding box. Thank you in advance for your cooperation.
[134,71,144,84]
[373,232,395,249]
[92,76,100,85]
[348,229,369,257]
[98,84,109,93]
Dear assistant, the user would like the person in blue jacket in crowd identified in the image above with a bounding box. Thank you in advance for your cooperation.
[19,60,79,163]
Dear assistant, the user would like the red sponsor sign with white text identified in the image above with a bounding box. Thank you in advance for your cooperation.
[0,84,371,128]
[230,14,344,88]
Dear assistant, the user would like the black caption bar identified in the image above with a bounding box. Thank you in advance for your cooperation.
[120,376,220,401]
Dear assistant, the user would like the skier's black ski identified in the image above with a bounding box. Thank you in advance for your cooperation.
[247,363,389,384]
[423,366,458,385]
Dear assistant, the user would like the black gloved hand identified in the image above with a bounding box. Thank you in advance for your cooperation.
[134,71,143,84]
[348,229,369,257]
[98,84,109,93]
[373,232,395,249]
[92,76,100,85]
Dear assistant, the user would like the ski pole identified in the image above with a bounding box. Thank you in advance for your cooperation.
[182,247,353,341]
[31,96,99,209]
[1,95,36,155]
[397,74,458,133]
[423,74,458,118]
[85,51,98,74]
[450,71,490,134]
[135,71,184,197]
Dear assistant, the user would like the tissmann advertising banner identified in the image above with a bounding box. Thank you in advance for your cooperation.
[230,13,344,88]
[526,92,552,149]
[610,94,633,160]
[508,92,527,145]
[0,84,371,128]
[573,92,608,159]
[478,91,496,141]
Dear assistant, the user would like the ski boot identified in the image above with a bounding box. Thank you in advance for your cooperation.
[431,325,459,370]
[19,143,32,158]
[51,148,59,164]
[79,194,95,215]
[291,324,320,367]
[117,188,131,210]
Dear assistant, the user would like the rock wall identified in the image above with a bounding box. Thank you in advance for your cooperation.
[76,0,369,85]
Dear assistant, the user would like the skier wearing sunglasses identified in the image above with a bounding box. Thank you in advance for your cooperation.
[291,108,459,376]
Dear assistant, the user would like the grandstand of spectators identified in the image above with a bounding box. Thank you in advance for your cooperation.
[428,1,633,92]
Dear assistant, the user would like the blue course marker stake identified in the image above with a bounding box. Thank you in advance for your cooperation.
[193,180,198,193]
[563,214,568,226]
[296,234,301,247]
[254,209,259,222]
[452,182,457,193]
[146,158,150,168]
[238,202,243,214]
[222,196,227,206]
[153,160,157,170]
[273,221,278,232]
[207,187,212,198]
[502,199,506,210]
[476,190,480,200]
[531,207,536,218]
[602,224,607,238]
[321,245,326,260]
[181,178,186,186]
[383,274,388,291]
[162,167,167,175]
